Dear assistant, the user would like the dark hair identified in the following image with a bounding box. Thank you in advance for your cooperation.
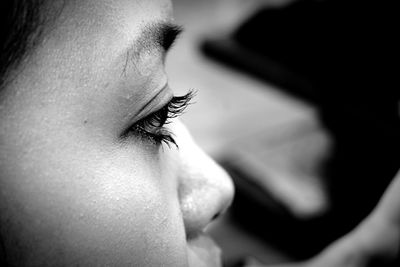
[0,1,45,263]
[0,0,45,88]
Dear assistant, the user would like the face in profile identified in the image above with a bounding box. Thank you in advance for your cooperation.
[0,0,234,266]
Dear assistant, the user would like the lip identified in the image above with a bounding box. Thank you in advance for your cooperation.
[187,234,222,267]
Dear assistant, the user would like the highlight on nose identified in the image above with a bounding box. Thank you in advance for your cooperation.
[170,120,234,237]
[178,144,234,237]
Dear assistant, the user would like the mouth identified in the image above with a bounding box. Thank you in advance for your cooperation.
[187,234,222,267]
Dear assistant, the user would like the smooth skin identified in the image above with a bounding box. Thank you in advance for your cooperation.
[0,0,234,266]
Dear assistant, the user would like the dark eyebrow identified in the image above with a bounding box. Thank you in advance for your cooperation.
[121,22,183,75]
[129,22,183,59]
[155,23,183,51]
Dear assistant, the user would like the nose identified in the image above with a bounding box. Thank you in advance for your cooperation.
[174,121,234,237]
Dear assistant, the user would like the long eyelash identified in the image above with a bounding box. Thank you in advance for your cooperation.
[134,90,195,148]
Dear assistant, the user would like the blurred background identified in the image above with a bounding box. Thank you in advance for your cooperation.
[167,0,399,266]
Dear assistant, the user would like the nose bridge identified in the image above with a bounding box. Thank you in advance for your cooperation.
[175,122,234,237]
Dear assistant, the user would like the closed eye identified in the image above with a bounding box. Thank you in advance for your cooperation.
[122,90,194,148]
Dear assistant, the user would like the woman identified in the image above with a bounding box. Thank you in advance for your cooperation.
[0,0,399,266]
[0,0,234,266]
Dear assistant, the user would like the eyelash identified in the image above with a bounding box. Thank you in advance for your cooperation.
[127,90,194,148]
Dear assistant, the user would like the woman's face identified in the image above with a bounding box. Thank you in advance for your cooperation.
[0,0,234,266]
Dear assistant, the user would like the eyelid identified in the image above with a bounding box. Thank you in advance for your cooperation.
[138,90,194,128]
[120,87,171,138]
[120,90,195,145]
[133,84,172,121]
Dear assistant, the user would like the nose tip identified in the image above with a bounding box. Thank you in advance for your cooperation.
[179,156,235,237]
[173,120,234,237]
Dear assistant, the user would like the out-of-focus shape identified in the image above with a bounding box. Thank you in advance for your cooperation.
[223,118,331,219]
[204,0,400,261]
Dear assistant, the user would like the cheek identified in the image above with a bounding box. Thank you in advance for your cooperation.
[66,147,187,265]
[0,142,187,266]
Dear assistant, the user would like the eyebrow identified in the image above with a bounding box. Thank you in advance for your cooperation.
[125,22,183,64]
[154,23,183,52]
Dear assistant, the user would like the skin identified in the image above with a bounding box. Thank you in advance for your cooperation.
[0,0,234,266]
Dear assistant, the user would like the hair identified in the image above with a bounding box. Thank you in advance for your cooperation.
[0,0,45,89]
[1,1,46,264]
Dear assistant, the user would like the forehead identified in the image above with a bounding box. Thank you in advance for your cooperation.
[58,0,173,60]
[52,0,174,35]
[0,0,174,109]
